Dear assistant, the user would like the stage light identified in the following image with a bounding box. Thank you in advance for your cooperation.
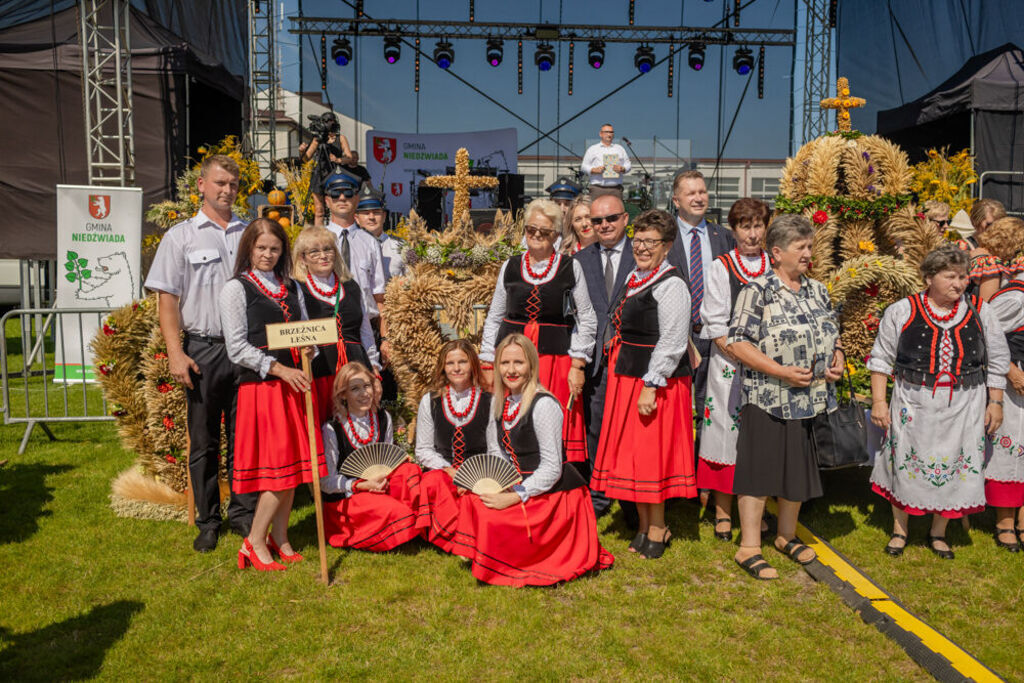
[486,38,503,67]
[634,45,654,74]
[383,35,401,64]
[688,43,705,71]
[587,40,605,69]
[534,42,555,71]
[434,40,454,69]
[331,37,352,66]
[733,47,753,75]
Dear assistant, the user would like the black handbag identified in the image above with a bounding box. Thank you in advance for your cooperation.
[812,369,870,470]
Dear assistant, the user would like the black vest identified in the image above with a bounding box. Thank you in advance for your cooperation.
[496,395,586,494]
[993,282,1024,366]
[322,408,389,503]
[301,277,372,378]
[430,390,491,466]
[716,252,763,307]
[235,275,303,384]
[611,268,692,379]
[894,293,986,388]
[496,254,575,355]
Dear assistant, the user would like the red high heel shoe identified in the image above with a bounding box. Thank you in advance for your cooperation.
[237,538,286,571]
[266,536,304,563]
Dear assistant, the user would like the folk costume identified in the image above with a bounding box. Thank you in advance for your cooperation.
[868,292,1009,517]
[480,253,597,463]
[320,408,423,551]
[413,387,492,552]
[299,271,380,424]
[453,393,614,586]
[591,262,697,503]
[219,269,327,494]
[697,249,770,494]
[983,279,1024,507]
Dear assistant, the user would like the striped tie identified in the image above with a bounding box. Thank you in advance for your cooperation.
[688,227,703,325]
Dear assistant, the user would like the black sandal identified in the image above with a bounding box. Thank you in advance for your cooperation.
[885,532,908,557]
[735,553,777,580]
[928,534,955,560]
[640,537,667,559]
[628,532,647,553]
[714,518,733,541]
[777,538,816,565]
[994,528,1020,553]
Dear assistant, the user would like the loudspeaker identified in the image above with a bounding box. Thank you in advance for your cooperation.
[416,186,444,231]
[496,173,525,213]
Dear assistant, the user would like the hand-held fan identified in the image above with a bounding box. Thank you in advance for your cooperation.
[452,455,522,494]
[340,443,410,480]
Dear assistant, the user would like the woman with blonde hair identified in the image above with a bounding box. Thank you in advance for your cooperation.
[561,195,598,255]
[292,226,379,423]
[454,334,613,586]
[970,216,1024,301]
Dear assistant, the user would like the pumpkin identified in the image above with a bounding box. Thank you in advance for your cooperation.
[267,189,287,205]
[279,217,291,228]
[266,210,281,220]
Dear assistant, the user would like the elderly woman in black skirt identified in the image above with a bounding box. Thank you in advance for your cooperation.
[726,214,844,580]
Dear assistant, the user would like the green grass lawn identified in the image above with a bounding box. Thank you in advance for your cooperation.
[4,416,1020,681]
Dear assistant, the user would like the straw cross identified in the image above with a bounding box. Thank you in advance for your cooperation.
[820,77,866,133]
[421,148,499,224]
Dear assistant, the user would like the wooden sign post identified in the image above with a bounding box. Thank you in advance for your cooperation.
[266,317,338,585]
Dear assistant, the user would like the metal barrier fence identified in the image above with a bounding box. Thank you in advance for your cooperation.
[1,307,114,453]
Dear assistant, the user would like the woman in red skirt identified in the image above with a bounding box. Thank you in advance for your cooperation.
[592,209,696,559]
[291,226,379,424]
[480,198,597,464]
[219,218,326,571]
[454,334,614,586]
[413,339,492,552]
[320,362,423,551]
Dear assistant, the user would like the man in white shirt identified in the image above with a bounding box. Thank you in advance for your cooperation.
[323,170,392,364]
[355,184,405,280]
[144,155,257,552]
[580,123,631,200]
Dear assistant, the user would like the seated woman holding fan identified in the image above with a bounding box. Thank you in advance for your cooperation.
[292,227,380,424]
[413,339,493,552]
[453,334,614,587]
[320,362,422,552]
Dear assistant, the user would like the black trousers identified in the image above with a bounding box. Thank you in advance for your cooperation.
[582,361,638,526]
[369,316,398,403]
[183,337,256,531]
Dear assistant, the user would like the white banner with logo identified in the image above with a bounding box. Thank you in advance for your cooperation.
[364,128,518,216]
[55,185,143,381]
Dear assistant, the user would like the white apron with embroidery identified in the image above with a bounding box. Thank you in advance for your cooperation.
[698,345,742,466]
[987,382,1024,483]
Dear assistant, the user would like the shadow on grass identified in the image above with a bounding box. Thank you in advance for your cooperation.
[0,600,144,680]
[0,463,74,545]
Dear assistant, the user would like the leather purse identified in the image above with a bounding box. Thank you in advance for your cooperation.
[813,368,870,470]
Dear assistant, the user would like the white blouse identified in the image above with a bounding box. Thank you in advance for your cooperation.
[414,387,485,470]
[305,271,381,370]
[700,250,768,340]
[320,411,396,496]
[618,263,691,387]
[485,393,563,500]
[480,255,597,363]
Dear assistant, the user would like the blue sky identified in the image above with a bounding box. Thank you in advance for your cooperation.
[280,0,799,162]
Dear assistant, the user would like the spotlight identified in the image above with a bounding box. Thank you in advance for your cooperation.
[688,43,705,71]
[486,38,503,67]
[733,47,754,75]
[383,35,401,64]
[433,40,454,69]
[331,37,352,66]
[634,45,655,74]
[534,42,555,71]
[587,40,605,69]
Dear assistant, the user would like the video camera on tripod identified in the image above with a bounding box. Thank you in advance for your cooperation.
[307,111,341,144]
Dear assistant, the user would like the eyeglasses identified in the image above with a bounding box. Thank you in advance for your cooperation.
[589,212,625,226]
[525,225,557,238]
[632,237,666,250]
[600,129,614,134]
[930,218,950,227]
[326,188,356,199]
[305,248,333,258]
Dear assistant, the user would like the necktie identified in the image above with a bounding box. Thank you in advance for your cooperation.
[688,227,703,324]
[340,230,351,269]
[603,247,616,299]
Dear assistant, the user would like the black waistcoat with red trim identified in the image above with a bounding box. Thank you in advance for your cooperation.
[496,395,587,493]
[322,408,389,503]
[894,293,986,388]
[716,252,754,307]
[236,275,303,384]
[496,254,575,355]
[430,391,492,465]
[301,278,372,378]
[993,282,1024,365]
[612,268,692,379]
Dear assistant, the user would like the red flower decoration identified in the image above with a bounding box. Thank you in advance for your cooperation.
[154,352,167,360]
[98,363,112,376]
[162,415,175,431]
[102,324,116,336]
[704,407,711,419]
[812,210,829,225]
[863,313,880,332]
[864,283,880,297]
[916,212,926,221]
[164,454,178,464]
[999,436,1012,449]
[112,409,126,417]
[157,382,173,394]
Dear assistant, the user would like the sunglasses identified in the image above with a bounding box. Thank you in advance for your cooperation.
[930,218,950,227]
[326,188,356,199]
[525,225,557,238]
[589,212,626,226]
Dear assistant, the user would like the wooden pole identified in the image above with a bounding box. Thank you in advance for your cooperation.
[302,354,330,585]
